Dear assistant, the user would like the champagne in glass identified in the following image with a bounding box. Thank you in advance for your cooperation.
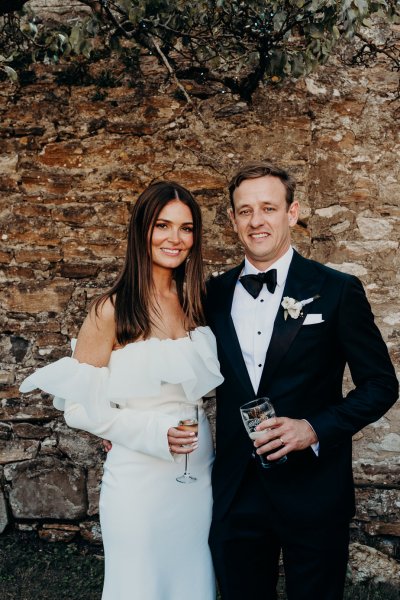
[240,397,287,469]
[176,404,199,484]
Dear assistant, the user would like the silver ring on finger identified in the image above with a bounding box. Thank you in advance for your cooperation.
[280,438,285,446]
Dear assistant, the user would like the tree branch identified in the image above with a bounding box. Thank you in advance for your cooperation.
[149,34,192,104]
[355,31,400,69]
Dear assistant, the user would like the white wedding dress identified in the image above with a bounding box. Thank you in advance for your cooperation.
[20,326,223,600]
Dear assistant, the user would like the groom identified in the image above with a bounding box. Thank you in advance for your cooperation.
[205,162,398,600]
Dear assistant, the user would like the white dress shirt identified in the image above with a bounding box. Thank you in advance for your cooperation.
[231,246,319,454]
[231,247,293,393]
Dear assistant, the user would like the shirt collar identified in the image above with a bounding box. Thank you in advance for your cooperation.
[243,246,293,288]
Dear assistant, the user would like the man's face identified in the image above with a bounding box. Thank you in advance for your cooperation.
[229,175,299,270]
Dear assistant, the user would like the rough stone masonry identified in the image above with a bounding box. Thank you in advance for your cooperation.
[0,36,399,588]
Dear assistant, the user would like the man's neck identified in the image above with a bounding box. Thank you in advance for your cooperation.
[244,246,293,274]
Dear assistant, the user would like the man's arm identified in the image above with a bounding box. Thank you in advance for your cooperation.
[254,275,398,461]
[305,275,398,449]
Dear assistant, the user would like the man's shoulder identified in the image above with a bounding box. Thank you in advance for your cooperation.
[206,263,242,288]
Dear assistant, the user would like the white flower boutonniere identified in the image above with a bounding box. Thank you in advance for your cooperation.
[281,295,320,320]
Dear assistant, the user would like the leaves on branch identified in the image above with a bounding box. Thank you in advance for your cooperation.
[0,0,399,100]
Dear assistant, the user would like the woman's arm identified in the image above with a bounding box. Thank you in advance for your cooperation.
[73,297,116,367]
[68,298,182,461]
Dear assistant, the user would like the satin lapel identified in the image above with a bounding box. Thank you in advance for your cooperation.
[257,251,324,395]
[211,263,254,397]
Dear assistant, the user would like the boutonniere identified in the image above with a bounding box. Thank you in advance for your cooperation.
[281,295,320,320]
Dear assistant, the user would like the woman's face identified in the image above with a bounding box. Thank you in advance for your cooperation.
[151,199,194,271]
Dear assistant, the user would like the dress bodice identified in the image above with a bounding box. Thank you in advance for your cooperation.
[20,326,223,411]
[20,326,222,463]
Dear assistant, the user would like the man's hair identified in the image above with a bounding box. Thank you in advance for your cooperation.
[228,161,296,211]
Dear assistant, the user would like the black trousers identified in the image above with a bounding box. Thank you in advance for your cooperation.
[209,460,349,600]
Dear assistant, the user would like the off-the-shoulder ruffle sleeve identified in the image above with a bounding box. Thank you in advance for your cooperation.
[20,357,178,462]
[19,326,223,463]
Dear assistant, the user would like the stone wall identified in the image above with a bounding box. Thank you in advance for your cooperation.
[0,42,399,578]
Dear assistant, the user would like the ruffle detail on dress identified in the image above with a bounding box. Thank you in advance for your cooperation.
[106,326,222,406]
[19,357,109,413]
[19,326,223,410]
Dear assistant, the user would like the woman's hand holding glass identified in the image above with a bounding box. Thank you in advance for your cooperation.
[169,404,199,483]
[167,425,198,455]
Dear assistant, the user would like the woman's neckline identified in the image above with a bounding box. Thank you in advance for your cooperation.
[111,331,193,353]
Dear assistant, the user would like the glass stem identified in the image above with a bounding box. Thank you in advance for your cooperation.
[184,453,189,476]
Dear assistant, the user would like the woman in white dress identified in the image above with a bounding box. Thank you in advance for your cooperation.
[20,181,223,600]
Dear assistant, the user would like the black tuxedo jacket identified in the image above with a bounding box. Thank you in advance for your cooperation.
[205,251,398,525]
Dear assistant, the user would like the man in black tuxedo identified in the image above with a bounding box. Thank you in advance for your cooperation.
[206,162,398,600]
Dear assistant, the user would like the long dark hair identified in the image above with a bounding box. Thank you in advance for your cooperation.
[95,181,206,345]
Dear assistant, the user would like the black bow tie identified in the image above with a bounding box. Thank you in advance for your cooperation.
[239,269,277,299]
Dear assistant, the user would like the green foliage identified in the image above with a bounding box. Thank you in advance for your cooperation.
[0,0,399,99]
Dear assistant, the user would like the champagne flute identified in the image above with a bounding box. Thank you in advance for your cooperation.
[176,404,199,484]
[240,397,287,469]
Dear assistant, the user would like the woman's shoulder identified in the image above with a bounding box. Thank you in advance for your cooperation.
[82,296,117,340]
[90,295,115,323]
[74,296,116,367]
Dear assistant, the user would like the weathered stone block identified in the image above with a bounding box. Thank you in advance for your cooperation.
[356,217,393,240]
[56,422,103,468]
[0,175,19,192]
[0,153,18,174]
[20,170,82,194]
[106,121,158,136]
[16,522,38,532]
[4,457,87,519]
[0,488,8,534]
[3,281,73,314]
[38,141,84,168]
[355,488,400,521]
[39,523,80,542]
[0,423,12,440]
[353,460,400,487]
[13,422,50,440]
[0,266,36,281]
[35,333,67,348]
[0,404,60,422]
[80,520,102,544]
[363,522,400,537]
[163,169,226,192]
[325,262,368,277]
[14,247,62,263]
[8,225,60,246]
[0,440,39,464]
[62,240,125,261]
[0,371,15,385]
[0,250,12,263]
[87,464,103,517]
[348,542,400,586]
[59,263,100,279]
[52,205,96,226]
[12,203,52,219]
[0,386,27,400]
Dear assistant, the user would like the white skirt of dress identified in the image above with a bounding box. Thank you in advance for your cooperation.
[99,404,216,600]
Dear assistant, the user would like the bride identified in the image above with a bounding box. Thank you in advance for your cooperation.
[20,181,223,600]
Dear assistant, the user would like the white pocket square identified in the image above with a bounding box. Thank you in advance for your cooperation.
[303,314,324,325]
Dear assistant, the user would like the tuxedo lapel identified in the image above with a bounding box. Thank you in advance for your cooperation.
[257,251,325,396]
[211,263,254,398]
